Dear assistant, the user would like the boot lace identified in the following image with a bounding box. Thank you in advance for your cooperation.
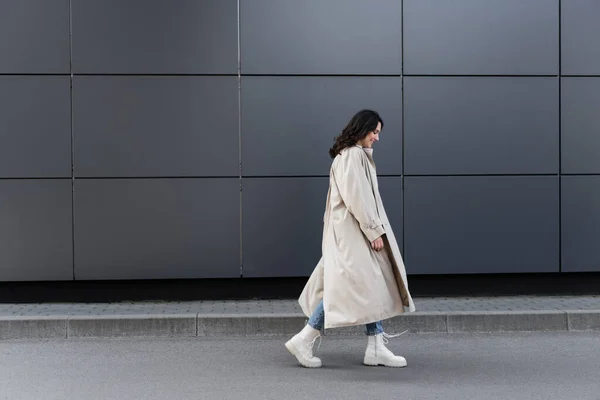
[381,329,408,345]
[303,334,322,359]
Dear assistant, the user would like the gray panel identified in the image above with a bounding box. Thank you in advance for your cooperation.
[0,0,70,73]
[562,0,600,75]
[377,177,404,255]
[403,0,559,75]
[0,77,71,178]
[242,77,402,176]
[73,76,239,177]
[72,0,238,74]
[404,77,559,175]
[0,180,73,281]
[561,176,600,272]
[74,179,239,279]
[561,78,600,174]
[242,177,403,277]
[404,176,558,274]
[242,178,329,277]
[240,0,402,75]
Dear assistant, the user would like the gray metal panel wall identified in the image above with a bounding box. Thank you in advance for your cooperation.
[2,0,600,281]
[375,177,404,255]
[561,78,600,174]
[404,177,559,274]
[562,176,600,272]
[67,1,241,280]
[242,178,329,277]
[0,77,71,178]
[242,177,404,278]
[0,180,73,281]
[0,0,70,73]
[561,0,600,75]
[404,77,559,175]
[241,77,402,176]
[74,179,240,280]
[240,0,402,75]
[73,76,239,177]
[403,0,559,75]
[71,0,238,74]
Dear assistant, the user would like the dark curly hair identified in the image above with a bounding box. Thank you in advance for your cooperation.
[329,109,384,158]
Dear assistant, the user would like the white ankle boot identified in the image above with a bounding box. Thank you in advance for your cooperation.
[363,332,407,368]
[285,324,322,368]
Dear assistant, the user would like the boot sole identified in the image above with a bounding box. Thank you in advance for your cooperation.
[363,362,407,368]
[285,340,322,368]
[363,358,407,368]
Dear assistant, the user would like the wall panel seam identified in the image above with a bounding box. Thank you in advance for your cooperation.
[238,0,243,278]
[69,0,75,280]
[558,0,562,273]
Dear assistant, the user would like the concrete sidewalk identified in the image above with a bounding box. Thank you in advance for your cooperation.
[1,295,599,340]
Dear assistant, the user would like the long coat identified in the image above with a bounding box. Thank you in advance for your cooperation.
[298,145,416,329]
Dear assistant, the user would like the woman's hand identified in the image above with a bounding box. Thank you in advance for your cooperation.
[371,236,384,251]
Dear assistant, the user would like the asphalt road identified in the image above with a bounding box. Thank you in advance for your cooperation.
[1,332,599,400]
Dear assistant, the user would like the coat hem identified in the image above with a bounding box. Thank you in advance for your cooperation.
[322,307,413,330]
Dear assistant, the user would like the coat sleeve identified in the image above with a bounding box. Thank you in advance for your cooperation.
[333,149,385,242]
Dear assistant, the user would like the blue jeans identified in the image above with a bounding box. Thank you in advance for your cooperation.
[307,299,384,336]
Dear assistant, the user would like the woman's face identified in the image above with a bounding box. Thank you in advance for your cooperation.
[357,122,382,148]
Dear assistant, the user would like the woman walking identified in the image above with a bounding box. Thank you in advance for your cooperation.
[285,109,416,368]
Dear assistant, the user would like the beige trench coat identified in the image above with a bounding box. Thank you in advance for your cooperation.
[298,145,416,329]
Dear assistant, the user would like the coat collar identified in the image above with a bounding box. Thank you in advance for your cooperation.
[355,144,375,163]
